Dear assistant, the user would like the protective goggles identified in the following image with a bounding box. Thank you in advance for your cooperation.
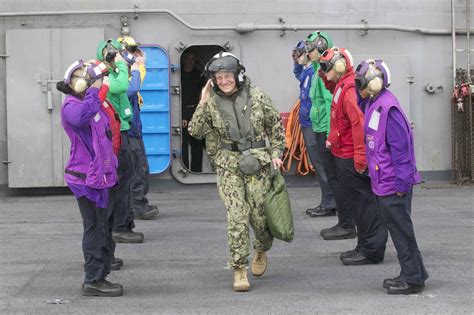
[319,50,334,73]
[304,38,328,54]
[125,44,139,53]
[355,75,381,91]
[354,59,391,90]
[104,43,119,63]
[319,61,333,73]
[292,48,305,59]
[119,36,140,53]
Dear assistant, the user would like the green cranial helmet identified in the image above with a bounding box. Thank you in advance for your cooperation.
[96,39,122,62]
[304,31,333,54]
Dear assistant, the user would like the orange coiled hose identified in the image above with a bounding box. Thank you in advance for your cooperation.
[281,100,314,176]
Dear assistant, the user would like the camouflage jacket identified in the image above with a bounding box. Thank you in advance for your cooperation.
[188,79,285,172]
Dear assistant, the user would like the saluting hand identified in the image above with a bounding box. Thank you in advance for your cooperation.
[291,50,299,63]
[199,79,213,107]
[91,79,102,89]
[135,56,145,66]
[114,52,124,63]
[131,62,140,71]
[135,48,145,57]
[102,76,109,87]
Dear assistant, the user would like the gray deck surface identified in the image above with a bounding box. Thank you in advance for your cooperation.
[0,179,472,314]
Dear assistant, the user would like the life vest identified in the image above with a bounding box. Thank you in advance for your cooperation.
[327,77,357,157]
[364,89,421,195]
[62,96,118,189]
[214,83,255,146]
[101,100,121,156]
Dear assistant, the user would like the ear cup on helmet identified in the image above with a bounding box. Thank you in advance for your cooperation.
[72,77,88,93]
[367,77,383,94]
[237,71,245,84]
[334,58,346,74]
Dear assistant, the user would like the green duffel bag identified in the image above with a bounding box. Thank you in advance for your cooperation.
[264,169,294,242]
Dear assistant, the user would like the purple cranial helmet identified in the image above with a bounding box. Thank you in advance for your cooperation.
[63,60,85,84]
[355,59,391,94]
[63,60,108,93]
[63,60,108,84]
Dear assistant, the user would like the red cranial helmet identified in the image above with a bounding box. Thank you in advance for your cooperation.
[319,47,354,74]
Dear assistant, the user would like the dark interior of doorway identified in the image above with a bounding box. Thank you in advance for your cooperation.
[180,45,223,174]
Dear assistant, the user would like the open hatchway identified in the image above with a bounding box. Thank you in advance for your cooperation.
[169,37,240,184]
[179,45,223,175]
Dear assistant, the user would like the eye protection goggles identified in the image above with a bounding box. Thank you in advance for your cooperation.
[304,38,328,54]
[319,50,334,73]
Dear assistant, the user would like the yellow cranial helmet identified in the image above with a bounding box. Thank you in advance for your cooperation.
[117,36,140,53]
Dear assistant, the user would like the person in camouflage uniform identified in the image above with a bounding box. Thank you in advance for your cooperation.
[188,52,285,292]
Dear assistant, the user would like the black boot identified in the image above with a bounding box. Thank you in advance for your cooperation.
[322,226,357,240]
[306,205,321,215]
[320,223,340,237]
[103,279,123,289]
[339,246,360,261]
[113,257,124,268]
[383,275,401,289]
[146,204,159,213]
[309,207,337,218]
[135,207,159,220]
[341,252,378,266]
[111,261,121,271]
[82,279,123,297]
[387,280,425,295]
[112,230,144,243]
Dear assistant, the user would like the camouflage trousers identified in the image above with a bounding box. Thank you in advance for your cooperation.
[216,165,274,270]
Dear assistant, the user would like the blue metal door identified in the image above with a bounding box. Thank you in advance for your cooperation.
[139,45,171,174]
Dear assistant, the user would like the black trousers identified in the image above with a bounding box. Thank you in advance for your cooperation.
[314,132,354,229]
[301,127,336,209]
[105,187,117,260]
[376,191,429,284]
[335,157,388,262]
[113,131,135,232]
[77,197,112,283]
[129,136,150,214]
[182,127,203,172]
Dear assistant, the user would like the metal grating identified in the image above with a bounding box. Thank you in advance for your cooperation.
[451,68,473,184]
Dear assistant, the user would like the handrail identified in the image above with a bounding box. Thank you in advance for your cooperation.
[0,8,472,35]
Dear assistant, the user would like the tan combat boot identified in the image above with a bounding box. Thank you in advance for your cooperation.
[233,268,250,292]
[251,251,267,277]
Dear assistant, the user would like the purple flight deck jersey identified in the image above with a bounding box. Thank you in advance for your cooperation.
[364,89,421,196]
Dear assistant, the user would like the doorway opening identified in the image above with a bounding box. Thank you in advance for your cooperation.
[180,45,223,173]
